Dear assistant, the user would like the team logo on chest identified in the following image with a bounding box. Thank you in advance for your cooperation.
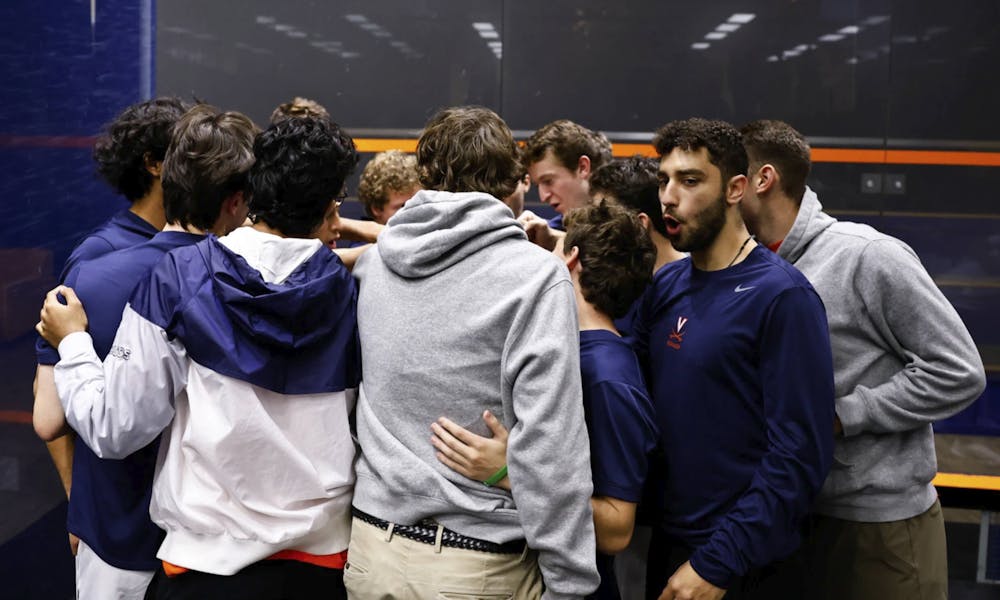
[667,316,688,350]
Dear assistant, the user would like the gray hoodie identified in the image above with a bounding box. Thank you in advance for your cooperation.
[778,189,986,521]
[352,190,599,598]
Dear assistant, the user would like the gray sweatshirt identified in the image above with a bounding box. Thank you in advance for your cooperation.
[352,190,599,598]
[778,189,987,521]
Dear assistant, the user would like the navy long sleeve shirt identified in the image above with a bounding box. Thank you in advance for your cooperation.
[633,246,835,588]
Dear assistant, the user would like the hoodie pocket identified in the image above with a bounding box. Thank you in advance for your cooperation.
[832,441,855,469]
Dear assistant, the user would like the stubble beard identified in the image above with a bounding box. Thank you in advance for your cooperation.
[668,190,727,253]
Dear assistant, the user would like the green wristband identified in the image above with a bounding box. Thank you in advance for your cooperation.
[482,465,508,487]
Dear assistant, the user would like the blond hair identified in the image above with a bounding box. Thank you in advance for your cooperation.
[269,97,330,124]
[357,150,421,217]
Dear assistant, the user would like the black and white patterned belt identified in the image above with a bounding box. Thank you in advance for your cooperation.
[351,507,527,555]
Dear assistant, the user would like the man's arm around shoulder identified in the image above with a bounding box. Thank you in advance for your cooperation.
[40,285,182,459]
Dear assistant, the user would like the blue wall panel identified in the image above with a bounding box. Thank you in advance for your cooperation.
[0,2,150,596]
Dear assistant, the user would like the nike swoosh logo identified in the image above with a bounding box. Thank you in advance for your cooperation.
[734,284,756,293]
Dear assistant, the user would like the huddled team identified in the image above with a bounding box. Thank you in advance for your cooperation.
[31,97,986,600]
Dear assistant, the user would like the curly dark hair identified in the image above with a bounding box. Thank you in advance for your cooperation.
[249,116,359,238]
[524,120,612,172]
[589,156,667,237]
[740,120,811,202]
[652,118,748,184]
[162,105,258,230]
[92,97,189,202]
[564,200,655,319]
[417,106,521,200]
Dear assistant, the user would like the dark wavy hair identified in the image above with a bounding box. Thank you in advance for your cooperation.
[564,200,655,319]
[740,120,812,202]
[249,116,359,238]
[92,97,189,202]
[417,106,521,200]
[589,156,667,237]
[524,120,612,172]
[161,105,258,230]
[653,118,748,184]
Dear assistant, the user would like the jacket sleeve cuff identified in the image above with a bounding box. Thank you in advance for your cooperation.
[835,390,869,437]
[57,331,96,362]
[689,549,736,590]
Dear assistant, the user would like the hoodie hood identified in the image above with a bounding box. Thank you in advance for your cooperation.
[133,230,359,394]
[207,233,354,350]
[777,186,836,265]
[377,190,527,278]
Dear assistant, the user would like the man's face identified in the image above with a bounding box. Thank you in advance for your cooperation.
[312,198,342,250]
[372,186,418,225]
[657,147,728,253]
[528,149,591,215]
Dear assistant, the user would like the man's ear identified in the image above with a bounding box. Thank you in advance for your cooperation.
[755,164,779,195]
[726,174,747,206]
[223,190,246,216]
[144,153,162,177]
[564,245,581,272]
[576,155,592,178]
[637,212,653,232]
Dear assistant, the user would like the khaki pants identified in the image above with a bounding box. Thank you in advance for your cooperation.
[804,499,948,600]
[344,517,543,600]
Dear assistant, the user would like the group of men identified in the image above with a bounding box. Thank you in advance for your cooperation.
[31,95,986,600]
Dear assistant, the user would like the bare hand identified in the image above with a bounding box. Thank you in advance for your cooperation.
[516,210,560,251]
[431,411,510,489]
[36,286,88,348]
[69,532,80,556]
[658,561,726,600]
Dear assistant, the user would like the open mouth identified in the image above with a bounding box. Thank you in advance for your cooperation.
[664,215,682,236]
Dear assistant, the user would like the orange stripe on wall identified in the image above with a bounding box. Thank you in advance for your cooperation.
[884,150,1000,167]
[4,134,999,167]
[612,144,1000,167]
[610,143,658,158]
[933,472,1000,491]
[811,148,1000,166]
[614,145,893,163]
[809,148,888,163]
[354,138,418,153]
[0,135,97,149]
[0,410,32,425]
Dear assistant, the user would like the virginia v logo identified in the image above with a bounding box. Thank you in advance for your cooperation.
[667,316,688,350]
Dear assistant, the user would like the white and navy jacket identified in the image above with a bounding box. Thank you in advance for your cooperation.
[55,227,360,576]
